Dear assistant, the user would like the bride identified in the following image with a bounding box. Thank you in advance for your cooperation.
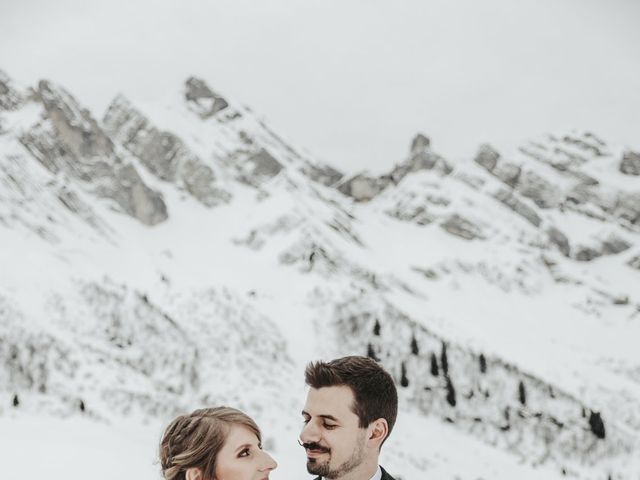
[159,406,277,480]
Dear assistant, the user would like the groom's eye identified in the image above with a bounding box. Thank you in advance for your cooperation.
[323,423,337,430]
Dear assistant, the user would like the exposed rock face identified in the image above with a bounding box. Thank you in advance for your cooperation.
[337,174,388,202]
[570,235,631,262]
[339,134,450,201]
[517,170,563,208]
[620,150,640,176]
[474,144,500,171]
[440,214,484,240]
[476,144,563,212]
[574,245,601,262]
[613,192,640,226]
[19,81,167,225]
[0,70,23,111]
[303,163,344,187]
[239,148,284,185]
[475,145,522,188]
[628,256,640,270]
[184,77,229,119]
[103,95,229,206]
[108,163,168,225]
[37,81,114,158]
[492,161,521,188]
[547,227,570,257]
[392,134,452,183]
[411,133,431,153]
[601,236,631,255]
[493,189,541,227]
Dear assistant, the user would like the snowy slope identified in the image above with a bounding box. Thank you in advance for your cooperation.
[1,69,639,479]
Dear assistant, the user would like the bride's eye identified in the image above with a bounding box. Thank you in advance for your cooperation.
[238,448,250,458]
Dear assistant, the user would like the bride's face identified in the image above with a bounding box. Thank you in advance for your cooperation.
[214,425,277,480]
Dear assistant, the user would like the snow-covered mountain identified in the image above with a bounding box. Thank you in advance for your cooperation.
[1,69,639,479]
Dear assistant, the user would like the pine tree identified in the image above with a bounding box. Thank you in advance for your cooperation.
[400,361,409,387]
[588,411,606,439]
[479,353,487,374]
[410,335,419,355]
[518,380,527,406]
[12,394,19,407]
[373,319,381,336]
[440,342,449,376]
[366,343,379,361]
[445,376,456,407]
[429,352,439,377]
[79,400,86,412]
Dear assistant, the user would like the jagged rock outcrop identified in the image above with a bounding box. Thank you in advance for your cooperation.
[475,144,501,171]
[389,133,452,184]
[411,133,431,152]
[337,173,390,202]
[184,76,229,119]
[493,189,541,227]
[19,81,167,225]
[229,148,284,186]
[475,144,562,209]
[37,80,114,158]
[628,255,640,270]
[620,150,640,176]
[613,192,640,226]
[303,163,344,187]
[517,170,563,208]
[440,214,484,240]
[103,95,229,206]
[547,226,571,257]
[338,134,451,201]
[601,235,632,255]
[0,70,23,111]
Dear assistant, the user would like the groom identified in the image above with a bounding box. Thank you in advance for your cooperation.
[299,356,398,480]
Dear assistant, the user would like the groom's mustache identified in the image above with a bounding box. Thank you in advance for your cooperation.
[300,441,330,453]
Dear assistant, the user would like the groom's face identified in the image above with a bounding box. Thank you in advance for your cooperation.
[300,385,368,479]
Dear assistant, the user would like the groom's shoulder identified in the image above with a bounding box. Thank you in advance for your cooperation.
[380,466,397,480]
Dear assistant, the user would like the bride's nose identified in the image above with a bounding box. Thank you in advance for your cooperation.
[259,451,277,471]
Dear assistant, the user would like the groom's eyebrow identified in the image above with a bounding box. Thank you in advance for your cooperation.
[302,410,339,422]
[319,415,339,421]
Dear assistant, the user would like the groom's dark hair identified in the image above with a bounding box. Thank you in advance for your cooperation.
[305,355,398,445]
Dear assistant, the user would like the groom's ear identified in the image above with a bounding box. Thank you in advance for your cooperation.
[368,418,389,448]
[185,467,203,480]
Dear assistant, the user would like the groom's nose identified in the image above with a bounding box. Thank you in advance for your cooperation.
[300,420,321,442]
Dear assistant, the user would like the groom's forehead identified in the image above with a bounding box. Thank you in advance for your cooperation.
[303,386,357,416]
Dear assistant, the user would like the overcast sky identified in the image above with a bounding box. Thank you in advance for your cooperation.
[1,0,639,175]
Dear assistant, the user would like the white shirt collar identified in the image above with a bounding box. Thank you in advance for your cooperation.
[370,465,382,480]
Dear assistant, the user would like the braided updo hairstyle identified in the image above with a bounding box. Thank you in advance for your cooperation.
[159,407,261,480]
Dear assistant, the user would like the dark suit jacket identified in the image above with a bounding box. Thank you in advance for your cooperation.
[313,466,396,480]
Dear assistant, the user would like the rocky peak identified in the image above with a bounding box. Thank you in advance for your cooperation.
[474,143,501,171]
[16,80,168,226]
[103,94,230,207]
[184,76,229,119]
[337,135,451,202]
[410,132,431,153]
[620,150,640,176]
[36,80,114,159]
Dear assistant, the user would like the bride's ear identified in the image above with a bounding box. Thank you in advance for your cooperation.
[185,467,203,480]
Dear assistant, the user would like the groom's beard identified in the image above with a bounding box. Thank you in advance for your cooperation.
[304,433,366,479]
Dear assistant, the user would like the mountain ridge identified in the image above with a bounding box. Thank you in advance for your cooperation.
[1,69,639,479]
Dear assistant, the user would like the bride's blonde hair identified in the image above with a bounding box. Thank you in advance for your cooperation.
[160,406,261,480]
